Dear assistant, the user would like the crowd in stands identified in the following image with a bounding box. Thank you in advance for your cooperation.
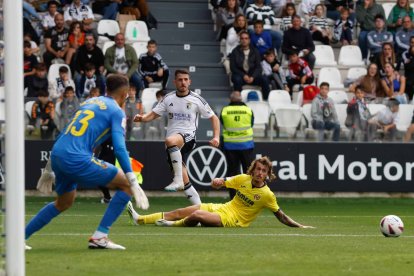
[212,0,414,141]
[21,0,168,140]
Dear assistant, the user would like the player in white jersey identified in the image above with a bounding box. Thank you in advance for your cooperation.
[134,69,220,204]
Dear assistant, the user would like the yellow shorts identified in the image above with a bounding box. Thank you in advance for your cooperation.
[200,203,240,227]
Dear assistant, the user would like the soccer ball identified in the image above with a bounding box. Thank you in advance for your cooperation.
[380,215,404,237]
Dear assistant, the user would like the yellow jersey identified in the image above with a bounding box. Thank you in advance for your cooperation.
[212,174,280,227]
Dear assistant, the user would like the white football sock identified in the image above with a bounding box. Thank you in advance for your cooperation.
[168,146,183,184]
[184,183,201,205]
[92,231,107,239]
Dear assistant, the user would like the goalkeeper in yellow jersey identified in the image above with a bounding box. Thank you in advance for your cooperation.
[127,156,314,228]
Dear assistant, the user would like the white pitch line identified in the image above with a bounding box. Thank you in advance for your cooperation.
[35,233,414,238]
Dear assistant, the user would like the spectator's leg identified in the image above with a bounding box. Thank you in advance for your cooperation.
[344,28,353,44]
[312,120,325,141]
[162,69,170,89]
[231,73,245,92]
[325,121,341,141]
[269,30,283,53]
[103,3,120,20]
[304,53,316,70]
[358,31,369,59]
[43,52,55,69]
[253,75,270,100]
[74,73,82,94]
[130,72,145,93]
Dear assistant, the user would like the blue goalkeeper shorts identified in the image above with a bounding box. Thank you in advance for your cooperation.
[51,153,118,195]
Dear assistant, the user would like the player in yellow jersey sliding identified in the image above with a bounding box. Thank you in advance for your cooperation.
[127,156,314,228]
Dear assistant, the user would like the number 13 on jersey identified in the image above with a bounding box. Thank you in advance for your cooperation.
[65,110,95,136]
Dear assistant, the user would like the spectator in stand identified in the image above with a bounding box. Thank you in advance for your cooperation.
[281,3,297,32]
[42,0,60,31]
[270,0,287,17]
[250,20,273,56]
[309,4,331,45]
[216,0,244,41]
[124,84,144,140]
[387,0,414,33]
[64,0,94,26]
[325,0,355,21]
[346,85,373,141]
[367,15,393,62]
[299,0,320,27]
[403,38,414,100]
[349,63,385,103]
[30,90,56,140]
[55,86,80,131]
[24,33,40,57]
[24,41,38,79]
[104,33,142,92]
[282,15,316,70]
[333,7,354,45]
[66,21,85,66]
[76,63,106,100]
[74,33,105,81]
[286,51,314,92]
[87,87,101,99]
[25,63,49,98]
[245,0,283,52]
[229,31,270,99]
[395,16,414,70]
[261,48,289,91]
[120,0,153,28]
[368,98,400,141]
[356,0,385,60]
[224,14,248,74]
[43,13,69,68]
[375,42,396,77]
[380,62,408,104]
[23,1,42,22]
[92,0,122,20]
[48,65,75,101]
[137,40,170,90]
[311,82,340,141]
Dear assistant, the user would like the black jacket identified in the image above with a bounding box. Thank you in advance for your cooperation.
[282,27,315,55]
[229,45,262,79]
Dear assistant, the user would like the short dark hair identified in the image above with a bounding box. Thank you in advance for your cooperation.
[292,15,302,21]
[59,66,69,73]
[47,0,59,8]
[84,63,95,72]
[239,30,250,38]
[106,74,129,95]
[253,20,264,26]
[264,48,275,56]
[175,68,190,78]
[24,41,31,48]
[35,63,47,71]
[64,86,75,93]
[37,90,49,97]
[375,14,384,21]
[354,85,365,93]
[287,50,298,57]
[319,82,330,89]
[156,90,165,98]
[148,39,157,46]
[388,98,400,108]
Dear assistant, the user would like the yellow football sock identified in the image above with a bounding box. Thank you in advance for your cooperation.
[137,212,164,224]
[173,218,187,227]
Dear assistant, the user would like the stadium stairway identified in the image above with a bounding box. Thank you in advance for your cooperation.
[148,0,231,139]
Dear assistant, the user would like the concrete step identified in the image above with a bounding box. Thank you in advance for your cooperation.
[149,6,212,22]
[150,29,217,44]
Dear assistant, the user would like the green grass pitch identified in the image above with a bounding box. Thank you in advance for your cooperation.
[25,196,414,275]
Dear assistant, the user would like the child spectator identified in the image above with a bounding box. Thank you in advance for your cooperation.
[87,87,101,99]
[30,90,56,139]
[286,51,314,92]
[311,82,340,141]
[66,21,85,65]
[250,20,273,56]
[309,4,330,45]
[138,40,170,90]
[24,33,40,56]
[261,49,289,91]
[281,3,297,31]
[345,85,374,141]
[56,86,80,131]
[124,84,144,140]
[368,98,400,141]
[76,63,106,100]
[48,65,76,101]
[24,41,38,78]
[333,7,354,45]
[42,0,60,31]
[299,0,320,27]
[25,63,48,98]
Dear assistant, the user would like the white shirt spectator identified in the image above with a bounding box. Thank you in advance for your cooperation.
[42,11,59,29]
[374,108,399,125]
[64,2,94,23]
[299,0,320,16]
[113,47,129,74]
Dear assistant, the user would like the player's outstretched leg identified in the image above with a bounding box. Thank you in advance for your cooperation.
[165,145,184,191]
[89,170,132,250]
[156,210,222,227]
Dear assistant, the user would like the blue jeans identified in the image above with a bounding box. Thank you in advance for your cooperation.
[312,120,340,141]
[130,71,145,92]
[103,3,120,20]
[358,30,369,59]
[23,2,42,21]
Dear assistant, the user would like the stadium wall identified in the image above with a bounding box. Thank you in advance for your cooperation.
[24,141,414,192]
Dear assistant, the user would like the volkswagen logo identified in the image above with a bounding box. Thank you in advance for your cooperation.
[186,146,227,186]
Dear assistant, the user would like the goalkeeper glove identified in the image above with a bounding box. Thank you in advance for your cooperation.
[126,172,149,210]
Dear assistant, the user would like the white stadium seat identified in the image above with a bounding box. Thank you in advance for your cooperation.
[267,90,291,112]
[396,104,414,132]
[338,46,365,66]
[102,41,115,55]
[132,42,148,58]
[328,90,348,104]
[317,67,344,89]
[274,105,303,137]
[125,20,150,43]
[246,101,271,137]
[367,104,386,116]
[141,88,159,114]
[97,19,120,37]
[335,103,350,138]
[314,45,337,67]
[346,67,367,80]
[382,3,396,19]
